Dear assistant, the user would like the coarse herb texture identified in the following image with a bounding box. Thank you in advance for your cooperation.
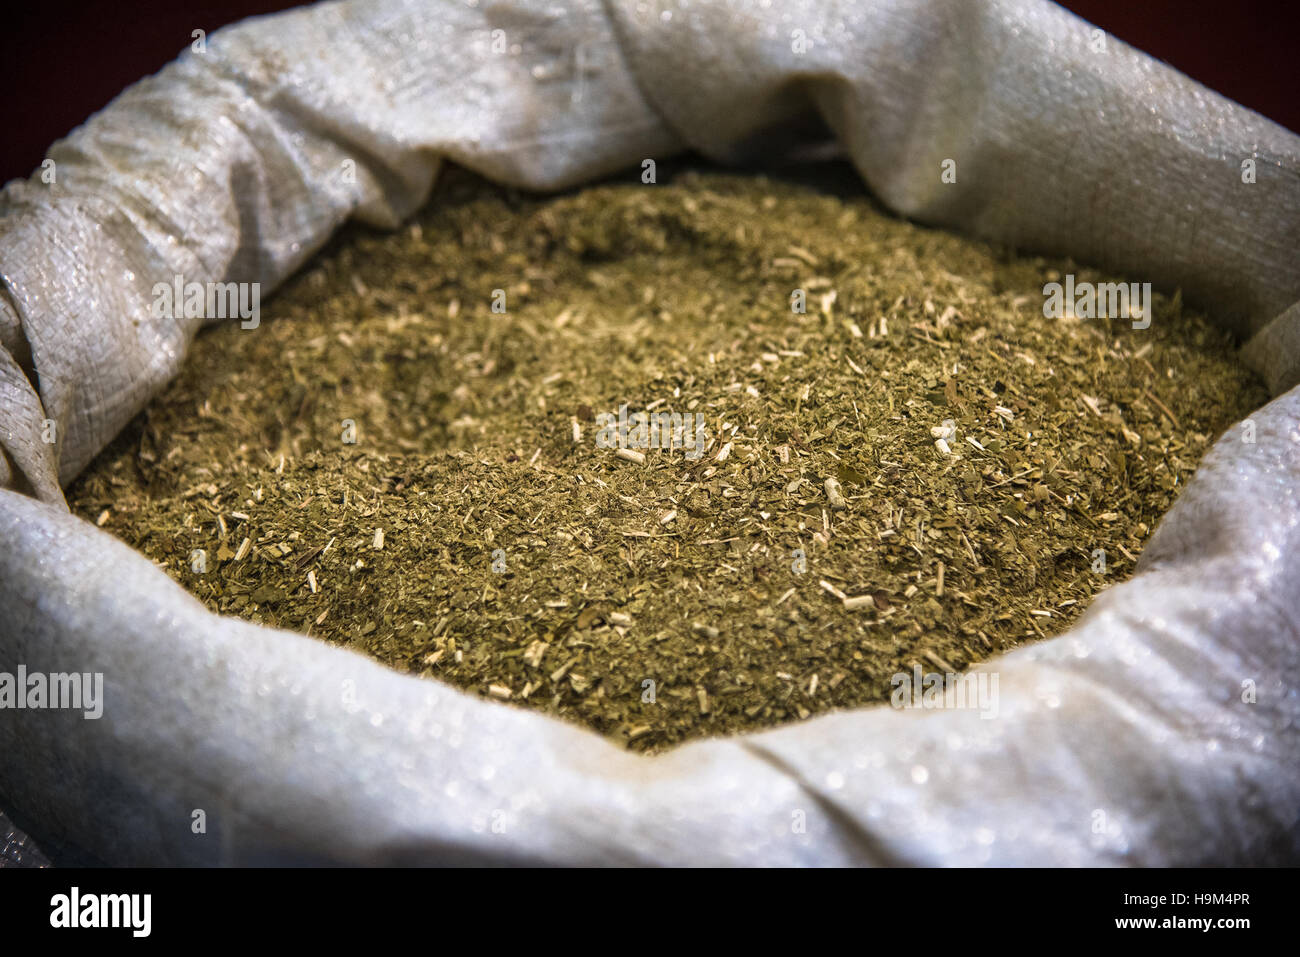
[69,164,1267,752]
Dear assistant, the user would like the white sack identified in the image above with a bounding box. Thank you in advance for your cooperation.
[1,0,1297,864]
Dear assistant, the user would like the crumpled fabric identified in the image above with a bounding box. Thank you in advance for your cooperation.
[1,0,1297,865]
[0,810,50,867]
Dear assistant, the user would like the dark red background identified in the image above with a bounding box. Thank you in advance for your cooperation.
[1,0,1297,185]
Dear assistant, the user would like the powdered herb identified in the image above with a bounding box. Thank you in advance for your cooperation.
[68,164,1268,751]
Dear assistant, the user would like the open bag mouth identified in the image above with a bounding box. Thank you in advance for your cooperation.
[1,0,1298,866]
[57,160,1273,758]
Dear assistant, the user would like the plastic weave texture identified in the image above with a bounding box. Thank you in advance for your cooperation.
[1,0,1298,865]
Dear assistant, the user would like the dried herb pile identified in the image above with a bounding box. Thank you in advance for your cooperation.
[68,165,1267,751]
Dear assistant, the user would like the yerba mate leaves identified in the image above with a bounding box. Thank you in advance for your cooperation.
[67,164,1266,752]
